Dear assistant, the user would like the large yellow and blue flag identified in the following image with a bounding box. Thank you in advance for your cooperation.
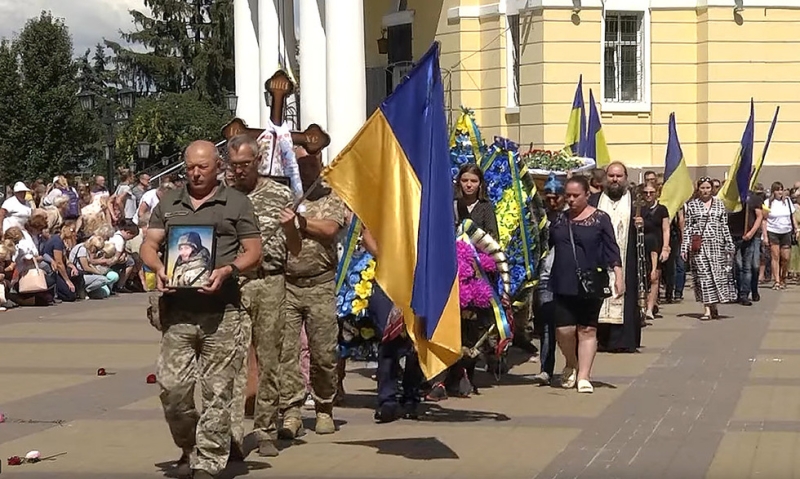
[321,42,460,379]
[659,113,694,220]
[584,89,611,167]
[564,75,586,157]
[718,99,755,212]
[750,106,780,190]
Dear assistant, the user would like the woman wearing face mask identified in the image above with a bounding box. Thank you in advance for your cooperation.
[681,177,736,320]
[453,164,498,239]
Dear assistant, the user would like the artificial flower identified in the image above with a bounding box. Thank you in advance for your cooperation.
[351,298,368,315]
[360,327,376,340]
[354,280,373,299]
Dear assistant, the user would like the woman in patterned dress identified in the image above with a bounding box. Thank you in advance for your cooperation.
[681,177,736,320]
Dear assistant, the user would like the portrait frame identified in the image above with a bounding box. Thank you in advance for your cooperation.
[164,224,217,289]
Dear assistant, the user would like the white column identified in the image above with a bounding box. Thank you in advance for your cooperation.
[258,0,281,128]
[234,0,260,127]
[299,0,328,162]
[325,0,367,160]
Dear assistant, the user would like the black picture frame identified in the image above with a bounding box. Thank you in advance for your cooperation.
[164,224,217,289]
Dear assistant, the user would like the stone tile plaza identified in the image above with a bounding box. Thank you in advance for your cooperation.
[0,288,797,478]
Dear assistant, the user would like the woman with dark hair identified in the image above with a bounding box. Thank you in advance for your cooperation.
[454,164,498,239]
[764,181,798,289]
[549,176,624,393]
[680,177,735,320]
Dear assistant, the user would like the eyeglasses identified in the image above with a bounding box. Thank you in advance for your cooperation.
[643,191,656,195]
[228,160,255,172]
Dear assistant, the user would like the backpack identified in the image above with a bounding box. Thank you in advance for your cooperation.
[62,188,79,220]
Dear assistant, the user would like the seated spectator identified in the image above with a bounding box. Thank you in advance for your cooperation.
[41,196,70,232]
[69,235,119,299]
[108,220,139,293]
[4,222,53,306]
[41,223,84,302]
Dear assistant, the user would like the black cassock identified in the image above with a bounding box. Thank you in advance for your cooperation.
[589,192,642,353]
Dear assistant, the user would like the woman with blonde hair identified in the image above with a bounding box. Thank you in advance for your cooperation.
[41,222,83,301]
[69,234,119,299]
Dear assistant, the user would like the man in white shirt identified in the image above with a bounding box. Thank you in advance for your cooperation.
[0,182,32,234]
[114,171,138,223]
[137,182,175,220]
[109,220,140,293]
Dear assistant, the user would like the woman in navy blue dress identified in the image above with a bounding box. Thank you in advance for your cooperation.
[549,176,624,393]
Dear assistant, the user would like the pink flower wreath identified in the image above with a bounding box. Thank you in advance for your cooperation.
[456,240,497,309]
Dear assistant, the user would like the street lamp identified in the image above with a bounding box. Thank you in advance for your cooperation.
[223,92,238,116]
[77,90,95,111]
[137,141,151,162]
[76,87,136,191]
[161,156,170,167]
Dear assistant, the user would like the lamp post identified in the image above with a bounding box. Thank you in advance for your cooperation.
[78,88,136,192]
[223,92,238,116]
[137,141,151,171]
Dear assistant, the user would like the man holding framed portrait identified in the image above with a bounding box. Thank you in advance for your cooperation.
[140,140,262,479]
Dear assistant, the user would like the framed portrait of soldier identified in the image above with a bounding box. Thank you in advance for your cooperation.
[165,225,217,288]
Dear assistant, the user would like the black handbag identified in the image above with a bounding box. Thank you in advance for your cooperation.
[566,215,612,300]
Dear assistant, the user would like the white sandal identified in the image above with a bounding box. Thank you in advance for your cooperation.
[577,379,594,393]
[561,367,577,389]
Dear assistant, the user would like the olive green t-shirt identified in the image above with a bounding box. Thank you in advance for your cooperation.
[149,183,260,315]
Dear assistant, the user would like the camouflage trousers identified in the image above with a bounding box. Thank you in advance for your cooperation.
[279,279,338,418]
[157,308,245,475]
[231,275,286,445]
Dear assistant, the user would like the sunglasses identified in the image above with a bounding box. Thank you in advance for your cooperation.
[699,176,712,183]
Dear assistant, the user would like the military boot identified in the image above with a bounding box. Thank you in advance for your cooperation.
[257,438,279,457]
[315,409,336,435]
[277,415,304,440]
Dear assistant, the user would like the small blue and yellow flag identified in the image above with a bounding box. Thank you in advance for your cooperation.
[750,105,780,190]
[564,75,586,157]
[659,113,694,220]
[321,42,460,379]
[584,89,611,167]
[718,99,755,212]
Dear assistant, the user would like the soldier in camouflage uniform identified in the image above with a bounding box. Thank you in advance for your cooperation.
[140,140,262,479]
[278,149,346,438]
[227,134,302,458]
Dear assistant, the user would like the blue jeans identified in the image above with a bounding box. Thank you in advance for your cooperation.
[733,236,760,299]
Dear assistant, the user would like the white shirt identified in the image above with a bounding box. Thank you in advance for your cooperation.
[14,229,38,269]
[766,198,795,234]
[115,184,137,220]
[140,189,160,213]
[2,196,31,232]
[109,232,126,257]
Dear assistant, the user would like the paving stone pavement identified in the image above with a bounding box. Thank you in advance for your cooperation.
[0,287,795,478]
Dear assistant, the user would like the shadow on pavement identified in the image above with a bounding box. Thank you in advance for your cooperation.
[335,436,459,460]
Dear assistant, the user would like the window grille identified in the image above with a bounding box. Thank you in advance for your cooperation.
[603,12,644,103]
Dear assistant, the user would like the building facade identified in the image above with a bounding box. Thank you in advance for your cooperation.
[236,0,800,180]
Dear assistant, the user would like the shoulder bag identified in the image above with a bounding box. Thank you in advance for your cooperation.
[690,203,711,253]
[566,214,612,300]
[18,262,48,294]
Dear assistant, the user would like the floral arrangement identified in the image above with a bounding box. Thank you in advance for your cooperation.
[521,149,584,172]
[457,240,496,309]
[449,107,486,180]
[336,250,376,318]
[480,136,542,298]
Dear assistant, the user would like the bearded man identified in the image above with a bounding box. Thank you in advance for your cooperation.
[589,161,642,353]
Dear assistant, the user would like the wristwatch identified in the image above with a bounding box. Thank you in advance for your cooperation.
[227,263,240,281]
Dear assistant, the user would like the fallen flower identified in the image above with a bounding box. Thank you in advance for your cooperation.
[7,456,21,466]
[146,374,157,384]
[25,451,40,462]
[97,368,107,376]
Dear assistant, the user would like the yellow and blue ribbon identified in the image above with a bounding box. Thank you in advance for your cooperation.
[335,217,363,295]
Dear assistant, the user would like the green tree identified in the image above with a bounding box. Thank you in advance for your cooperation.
[116,91,228,166]
[107,0,234,105]
[1,12,98,181]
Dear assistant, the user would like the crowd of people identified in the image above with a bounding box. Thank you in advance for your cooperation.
[9,138,800,479]
[0,171,185,309]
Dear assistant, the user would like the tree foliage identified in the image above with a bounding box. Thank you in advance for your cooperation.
[0,12,98,182]
[107,0,234,105]
[115,91,228,166]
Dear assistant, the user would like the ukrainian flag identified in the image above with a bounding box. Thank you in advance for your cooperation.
[584,89,611,167]
[750,106,780,190]
[659,113,694,220]
[564,75,586,157]
[719,99,755,213]
[321,42,460,379]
